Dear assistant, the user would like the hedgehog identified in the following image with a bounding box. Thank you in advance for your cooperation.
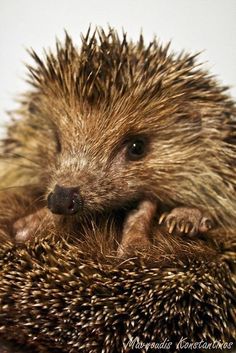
[0,27,235,256]
[0,26,235,353]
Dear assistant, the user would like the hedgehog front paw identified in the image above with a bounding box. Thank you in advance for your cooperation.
[13,208,50,243]
[117,200,157,257]
[159,207,213,236]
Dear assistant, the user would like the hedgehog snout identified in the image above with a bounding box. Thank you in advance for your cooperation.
[47,184,83,215]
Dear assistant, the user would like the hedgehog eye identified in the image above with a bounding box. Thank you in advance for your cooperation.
[126,137,147,161]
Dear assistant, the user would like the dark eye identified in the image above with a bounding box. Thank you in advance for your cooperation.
[126,137,147,161]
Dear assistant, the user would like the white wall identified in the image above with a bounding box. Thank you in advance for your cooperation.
[0,0,236,135]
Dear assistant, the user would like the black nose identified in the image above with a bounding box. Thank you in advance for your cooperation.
[47,185,83,215]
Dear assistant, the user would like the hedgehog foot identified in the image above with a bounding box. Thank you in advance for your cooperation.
[117,200,157,257]
[13,208,50,243]
[159,207,213,236]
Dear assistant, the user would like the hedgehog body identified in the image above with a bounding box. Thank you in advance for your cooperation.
[0,222,235,353]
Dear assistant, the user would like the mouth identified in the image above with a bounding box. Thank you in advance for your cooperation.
[46,183,158,223]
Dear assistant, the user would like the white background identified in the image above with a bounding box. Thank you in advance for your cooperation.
[0,0,236,135]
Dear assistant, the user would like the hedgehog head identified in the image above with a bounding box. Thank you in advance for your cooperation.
[22,28,235,220]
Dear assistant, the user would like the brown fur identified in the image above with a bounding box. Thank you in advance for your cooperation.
[0,28,235,244]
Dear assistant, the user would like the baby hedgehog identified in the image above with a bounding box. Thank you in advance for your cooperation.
[2,27,236,255]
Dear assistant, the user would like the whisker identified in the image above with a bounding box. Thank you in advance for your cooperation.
[0,184,40,192]
[29,195,47,209]
[0,153,41,167]
[19,196,47,217]
[0,162,41,170]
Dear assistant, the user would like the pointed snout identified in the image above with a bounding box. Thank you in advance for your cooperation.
[47,185,83,215]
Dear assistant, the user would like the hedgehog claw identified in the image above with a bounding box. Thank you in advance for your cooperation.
[159,212,167,225]
[179,221,185,233]
[169,219,176,234]
[159,207,213,236]
[184,222,191,233]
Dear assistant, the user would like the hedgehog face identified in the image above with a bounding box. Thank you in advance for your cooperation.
[46,111,154,215]
[43,99,202,216]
